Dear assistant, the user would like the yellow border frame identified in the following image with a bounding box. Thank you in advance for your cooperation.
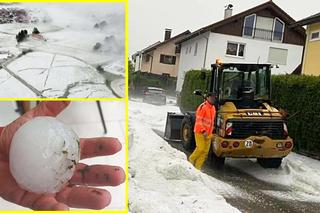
[0,0,129,212]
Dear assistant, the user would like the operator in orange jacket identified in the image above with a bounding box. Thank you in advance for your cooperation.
[189,92,216,170]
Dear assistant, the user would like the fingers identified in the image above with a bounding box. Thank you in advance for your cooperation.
[71,163,125,186]
[56,186,111,209]
[31,196,69,211]
[24,101,70,118]
[0,162,69,210]
[80,137,122,160]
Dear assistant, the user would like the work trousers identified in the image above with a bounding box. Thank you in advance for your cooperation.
[188,133,212,170]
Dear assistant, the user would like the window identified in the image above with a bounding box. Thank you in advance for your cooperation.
[255,16,274,40]
[226,42,245,57]
[268,47,288,65]
[221,66,270,100]
[194,43,198,56]
[243,14,256,37]
[185,46,188,54]
[310,31,320,41]
[160,54,176,65]
[189,45,192,54]
[273,18,285,41]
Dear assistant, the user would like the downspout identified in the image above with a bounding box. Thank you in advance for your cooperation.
[138,53,142,71]
[202,33,210,69]
[301,25,308,75]
[149,55,154,73]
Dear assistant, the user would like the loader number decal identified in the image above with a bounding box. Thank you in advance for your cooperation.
[245,140,253,148]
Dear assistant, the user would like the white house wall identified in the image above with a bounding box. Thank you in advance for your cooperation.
[176,32,210,92]
[206,33,304,74]
[134,54,142,71]
[176,32,304,92]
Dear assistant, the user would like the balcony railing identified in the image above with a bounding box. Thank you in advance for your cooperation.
[243,27,283,41]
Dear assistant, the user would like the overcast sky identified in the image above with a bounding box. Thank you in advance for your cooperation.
[129,0,320,56]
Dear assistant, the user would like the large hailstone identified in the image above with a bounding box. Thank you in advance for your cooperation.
[9,116,80,194]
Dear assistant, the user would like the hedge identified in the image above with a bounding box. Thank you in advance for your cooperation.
[272,75,320,158]
[180,70,320,158]
[179,70,211,112]
[129,71,177,96]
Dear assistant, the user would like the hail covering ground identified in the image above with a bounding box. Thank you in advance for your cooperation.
[0,3,124,98]
[128,98,320,212]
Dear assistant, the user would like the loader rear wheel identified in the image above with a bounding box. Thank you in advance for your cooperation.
[180,117,195,151]
[257,158,282,168]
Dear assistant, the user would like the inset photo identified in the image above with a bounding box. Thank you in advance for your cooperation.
[0,3,125,98]
[0,101,126,210]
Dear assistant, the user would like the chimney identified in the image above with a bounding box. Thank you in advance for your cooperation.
[224,4,233,19]
[164,28,172,41]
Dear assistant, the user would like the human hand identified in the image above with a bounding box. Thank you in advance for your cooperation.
[0,101,125,210]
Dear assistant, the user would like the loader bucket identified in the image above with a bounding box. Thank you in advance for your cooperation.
[164,112,185,141]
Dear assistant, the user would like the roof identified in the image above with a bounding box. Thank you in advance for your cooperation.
[290,13,320,28]
[141,41,161,53]
[142,30,191,53]
[177,1,305,44]
[131,41,161,58]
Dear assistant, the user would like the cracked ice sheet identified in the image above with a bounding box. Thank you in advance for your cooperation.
[0,69,37,98]
[6,51,114,98]
[110,78,125,98]
[60,84,112,98]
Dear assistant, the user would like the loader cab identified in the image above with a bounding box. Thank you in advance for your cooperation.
[211,63,271,109]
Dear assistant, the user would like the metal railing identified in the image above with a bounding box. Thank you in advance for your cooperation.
[243,27,283,41]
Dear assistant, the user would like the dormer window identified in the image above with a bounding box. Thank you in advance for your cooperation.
[243,14,256,37]
[273,18,285,41]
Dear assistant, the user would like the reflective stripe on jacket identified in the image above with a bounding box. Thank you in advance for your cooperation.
[194,100,216,135]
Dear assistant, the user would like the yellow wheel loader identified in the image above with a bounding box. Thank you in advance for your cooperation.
[164,62,293,168]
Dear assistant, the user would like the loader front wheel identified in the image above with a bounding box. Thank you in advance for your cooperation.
[180,117,195,151]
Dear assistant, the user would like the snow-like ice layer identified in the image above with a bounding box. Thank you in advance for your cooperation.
[129,100,240,213]
[0,3,124,98]
[10,116,80,194]
[226,152,320,202]
[102,60,125,77]
[0,23,62,35]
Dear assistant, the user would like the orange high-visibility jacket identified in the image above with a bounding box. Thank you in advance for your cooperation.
[194,100,216,135]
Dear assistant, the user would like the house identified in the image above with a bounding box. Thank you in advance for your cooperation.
[176,1,306,92]
[290,13,320,75]
[132,29,191,77]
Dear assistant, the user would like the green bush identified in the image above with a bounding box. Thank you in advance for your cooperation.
[179,70,211,112]
[272,75,320,157]
[180,70,320,158]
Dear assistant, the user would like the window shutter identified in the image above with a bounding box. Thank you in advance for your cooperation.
[268,47,288,65]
